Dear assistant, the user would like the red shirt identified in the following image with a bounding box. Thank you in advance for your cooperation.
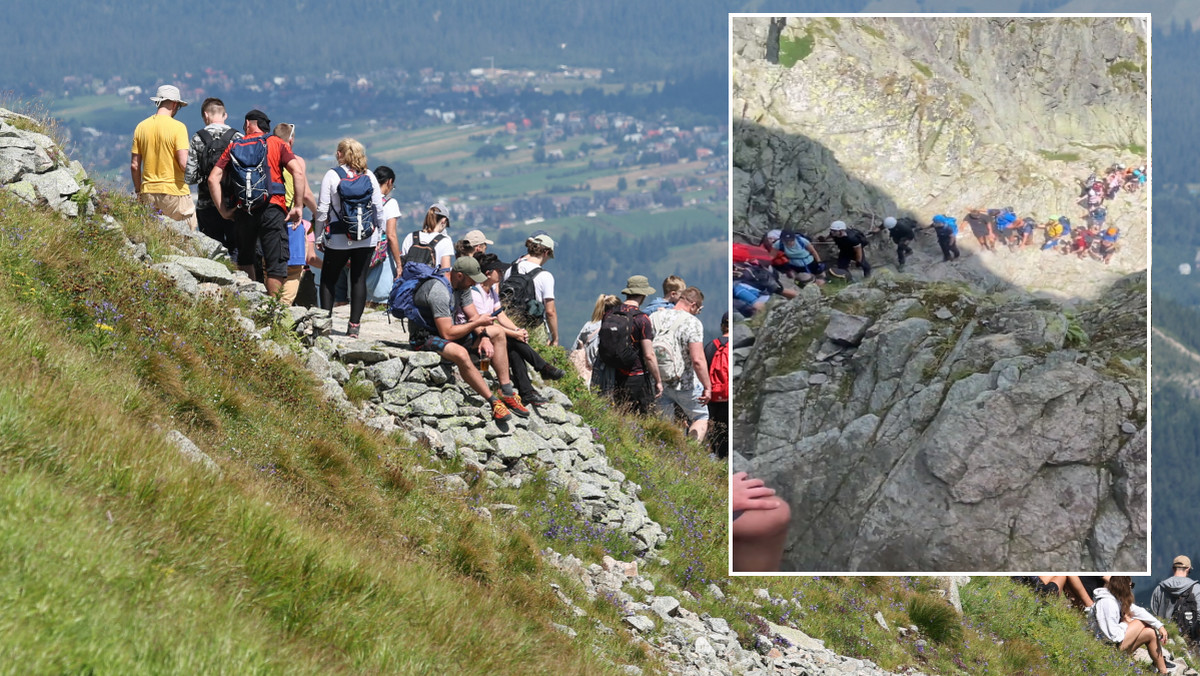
[215,132,296,211]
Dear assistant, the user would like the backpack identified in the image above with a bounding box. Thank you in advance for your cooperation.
[1172,582,1200,645]
[1058,216,1072,235]
[597,305,643,371]
[1046,221,1063,239]
[401,230,447,267]
[498,263,547,326]
[1091,206,1107,224]
[227,135,283,212]
[942,216,958,236]
[195,127,238,201]
[709,337,730,402]
[845,228,869,247]
[388,261,452,334]
[996,212,1017,231]
[651,309,692,385]
[331,167,377,241]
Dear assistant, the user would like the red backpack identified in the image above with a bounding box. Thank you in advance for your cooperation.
[709,337,730,402]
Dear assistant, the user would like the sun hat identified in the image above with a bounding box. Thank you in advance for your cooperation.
[150,85,188,107]
[621,275,655,297]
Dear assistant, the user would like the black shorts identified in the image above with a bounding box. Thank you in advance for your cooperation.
[234,205,288,279]
[614,373,655,415]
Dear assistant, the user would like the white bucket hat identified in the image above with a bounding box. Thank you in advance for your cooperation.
[150,85,189,107]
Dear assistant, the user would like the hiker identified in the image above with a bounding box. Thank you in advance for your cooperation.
[1097,227,1120,264]
[993,210,1020,250]
[965,209,996,252]
[596,275,662,415]
[1107,170,1124,200]
[828,221,871,279]
[642,275,686,315]
[469,253,564,405]
[883,216,915,269]
[651,286,711,441]
[1091,576,1170,674]
[404,255,529,421]
[732,471,790,573]
[1041,216,1070,251]
[313,138,385,338]
[705,312,730,458]
[572,294,620,386]
[186,97,241,255]
[502,234,559,346]
[272,123,320,307]
[131,85,197,230]
[1150,556,1198,622]
[1015,216,1036,249]
[930,215,960,262]
[732,262,794,318]
[209,109,306,297]
[453,230,493,259]
[401,203,454,278]
[1034,575,1096,608]
[772,230,824,281]
[362,165,400,305]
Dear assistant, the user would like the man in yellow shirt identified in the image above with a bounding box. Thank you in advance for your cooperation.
[130,85,197,230]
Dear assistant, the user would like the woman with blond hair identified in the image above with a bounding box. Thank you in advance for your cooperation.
[571,294,619,387]
[314,138,386,338]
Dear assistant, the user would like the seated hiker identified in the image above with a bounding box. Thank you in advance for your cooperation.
[772,229,824,280]
[930,215,960,262]
[1096,227,1119,264]
[467,253,563,406]
[733,262,794,318]
[732,471,791,572]
[828,220,871,279]
[884,216,916,269]
[966,209,997,252]
[1038,575,1097,608]
[400,255,530,422]
[1091,576,1170,674]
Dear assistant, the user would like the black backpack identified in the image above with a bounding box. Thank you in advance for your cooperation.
[401,231,447,267]
[1172,582,1200,644]
[498,263,547,326]
[195,127,238,201]
[597,305,643,371]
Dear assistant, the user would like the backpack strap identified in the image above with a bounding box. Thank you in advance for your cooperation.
[197,128,213,146]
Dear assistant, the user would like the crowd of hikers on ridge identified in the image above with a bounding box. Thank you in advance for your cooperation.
[130,86,730,446]
[731,163,1146,318]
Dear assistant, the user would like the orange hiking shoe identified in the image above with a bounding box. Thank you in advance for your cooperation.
[491,398,513,422]
[500,394,531,418]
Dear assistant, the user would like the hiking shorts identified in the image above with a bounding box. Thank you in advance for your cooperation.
[234,205,288,279]
[410,329,478,354]
[658,380,708,422]
[969,220,990,238]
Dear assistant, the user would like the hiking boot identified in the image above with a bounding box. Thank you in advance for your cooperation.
[539,364,565,380]
[491,398,513,422]
[521,390,550,405]
[500,394,531,418]
[347,322,361,339]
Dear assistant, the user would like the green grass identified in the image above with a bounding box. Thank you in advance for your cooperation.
[859,24,884,40]
[778,31,814,68]
[912,60,933,78]
[1127,143,1147,156]
[1108,60,1143,77]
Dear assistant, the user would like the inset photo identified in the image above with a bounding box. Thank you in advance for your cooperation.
[729,15,1148,573]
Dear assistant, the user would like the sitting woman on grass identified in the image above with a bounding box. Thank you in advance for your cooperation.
[1091,576,1170,674]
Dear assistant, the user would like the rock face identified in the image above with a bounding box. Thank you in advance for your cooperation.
[732,17,1147,298]
[735,271,1146,571]
[0,108,96,218]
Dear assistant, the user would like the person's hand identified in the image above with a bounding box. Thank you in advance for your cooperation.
[653,380,664,398]
[732,472,781,511]
[287,206,303,224]
[477,336,494,359]
[217,205,234,221]
[1157,625,1167,643]
[515,328,529,343]
[698,387,711,405]
[474,314,496,328]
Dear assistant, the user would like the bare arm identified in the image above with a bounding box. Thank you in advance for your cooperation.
[688,340,711,395]
[386,217,401,263]
[544,298,558,346]
[284,157,306,223]
[640,338,663,396]
[208,166,230,220]
[433,314,493,343]
[130,153,142,194]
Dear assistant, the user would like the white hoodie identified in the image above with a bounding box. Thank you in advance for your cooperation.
[1091,587,1162,643]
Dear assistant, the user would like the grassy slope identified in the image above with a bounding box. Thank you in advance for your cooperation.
[0,148,1161,674]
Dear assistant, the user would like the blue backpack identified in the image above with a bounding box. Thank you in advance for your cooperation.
[227,135,283,212]
[388,261,451,334]
[995,212,1017,231]
[1057,216,1072,236]
[331,167,377,241]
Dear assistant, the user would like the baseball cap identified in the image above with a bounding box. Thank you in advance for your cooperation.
[1175,555,1192,569]
[452,255,486,283]
[245,109,271,130]
[531,233,556,257]
[463,229,493,247]
[829,220,847,232]
[430,202,451,222]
